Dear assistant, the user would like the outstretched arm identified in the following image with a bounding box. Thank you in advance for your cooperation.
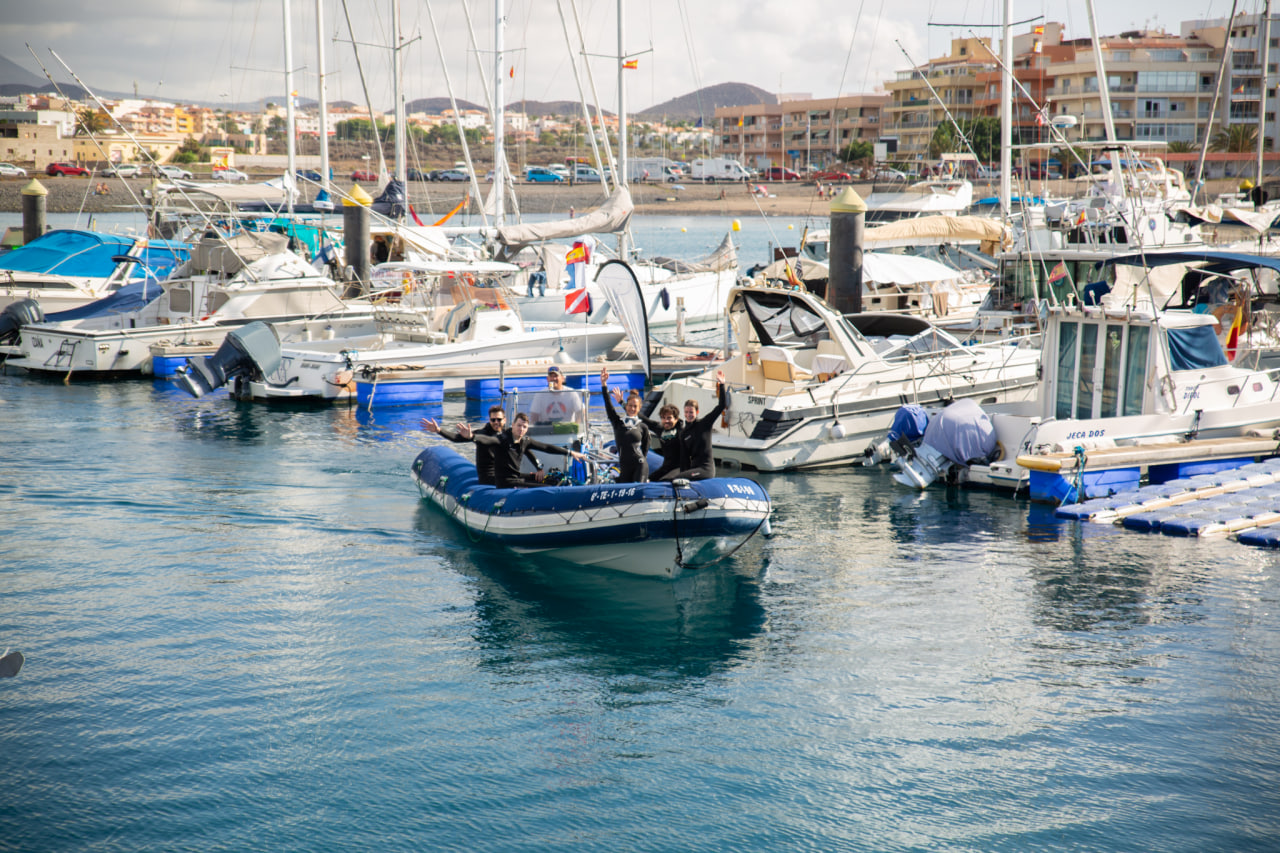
[698,375,728,428]
[422,417,466,443]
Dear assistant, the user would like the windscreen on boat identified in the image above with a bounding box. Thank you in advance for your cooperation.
[1167,325,1228,371]
[739,290,830,347]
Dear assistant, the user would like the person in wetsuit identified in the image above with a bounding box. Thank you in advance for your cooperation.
[645,402,684,482]
[461,412,585,489]
[422,406,540,486]
[660,370,726,482]
[600,367,650,483]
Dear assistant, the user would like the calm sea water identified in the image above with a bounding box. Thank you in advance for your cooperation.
[3,216,1280,851]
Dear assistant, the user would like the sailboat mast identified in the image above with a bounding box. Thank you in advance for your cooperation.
[494,0,506,226]
[1259,0,1272,188]
[392,0,407,189]
[1084,0,1122,177]
[283,0,297,217]
[315,0,330,195]
[617,0,628,258]
[999,0,1012,218]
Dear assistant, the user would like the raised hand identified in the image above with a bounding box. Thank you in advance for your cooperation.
[611,387,625,404]
[457,422,474,439]
[421,417,440,434]
[600,367,609,386]
[715,368,726,384]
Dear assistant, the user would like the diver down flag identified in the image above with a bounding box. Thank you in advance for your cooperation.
[565,289,591,314]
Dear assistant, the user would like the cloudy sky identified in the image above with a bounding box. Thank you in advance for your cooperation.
[2,0,1254,113]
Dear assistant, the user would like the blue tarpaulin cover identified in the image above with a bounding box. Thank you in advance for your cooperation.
[920,398,997,465]
[887,404,930,444]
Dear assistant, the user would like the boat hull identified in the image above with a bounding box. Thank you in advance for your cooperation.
[411,446,771,579]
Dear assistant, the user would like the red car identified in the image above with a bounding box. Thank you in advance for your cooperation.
[813,170,852,182]
[46,162,90,177]
[763,167,801,181]
[351,169,378,182]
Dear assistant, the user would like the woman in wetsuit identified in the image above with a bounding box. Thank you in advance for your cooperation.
[600,368,650,483]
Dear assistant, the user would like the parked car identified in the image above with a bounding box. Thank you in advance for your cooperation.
[406,168,430,181]
[212,167,250,183]
[874,168,910,181]
[46,162,90,177]
[101,163,141,178]
[152,164,194,180]
[763,167,801,181]
[295,169,324,183]
[351,169,378,182]
[812,169,851,182]
[572,165,601,182]
[547,164,570,178]
[525,166,565,183]
[433,169,469,182]
[0,163,28,178]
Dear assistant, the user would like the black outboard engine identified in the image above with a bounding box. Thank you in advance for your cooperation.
[174,321,282,398]
[0,298,43,345]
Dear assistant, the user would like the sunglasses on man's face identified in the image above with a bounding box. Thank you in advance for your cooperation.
[490,416,505,422]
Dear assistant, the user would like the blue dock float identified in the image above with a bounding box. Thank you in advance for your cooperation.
[356,374,444,407]
[465,370,645,399]
[1053,457,1280,547]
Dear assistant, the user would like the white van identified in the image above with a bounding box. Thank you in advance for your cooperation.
[688,157,750,182]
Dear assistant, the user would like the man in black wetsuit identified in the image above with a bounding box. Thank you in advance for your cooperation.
[460,412,586,489]
[421,405,538,486]
[653,369,726,482]
[600,367,650,483]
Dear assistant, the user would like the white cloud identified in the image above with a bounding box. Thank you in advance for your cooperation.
[0,0,1243,113]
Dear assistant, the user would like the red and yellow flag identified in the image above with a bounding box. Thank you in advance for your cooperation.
[622,59,638,70]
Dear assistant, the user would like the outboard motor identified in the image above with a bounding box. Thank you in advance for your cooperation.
[174,321,282,398]
[0,298,43,345]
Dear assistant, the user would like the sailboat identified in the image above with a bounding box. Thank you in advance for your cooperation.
[482,0,738,334]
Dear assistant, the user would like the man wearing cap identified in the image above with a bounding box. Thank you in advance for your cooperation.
[528,365,584,427]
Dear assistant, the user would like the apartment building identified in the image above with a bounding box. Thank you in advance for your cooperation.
[714,94,888,170]
[883,37,994,166]
[1183,12,1278,147]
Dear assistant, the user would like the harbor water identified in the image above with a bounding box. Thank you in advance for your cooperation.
[3,215,1280,851]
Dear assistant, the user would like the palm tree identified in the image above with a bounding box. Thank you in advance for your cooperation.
[77,108,108,136]
[1165,140,1195,153]
[1209,124,1268,153]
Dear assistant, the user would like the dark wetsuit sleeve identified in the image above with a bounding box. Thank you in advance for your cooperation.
[601,383,624,432]
[526,437,572,457]
[437,426,470,444]
[469,432,500,446]
[695,383,727,431]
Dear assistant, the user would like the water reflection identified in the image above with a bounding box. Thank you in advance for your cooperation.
[411,503,768,681]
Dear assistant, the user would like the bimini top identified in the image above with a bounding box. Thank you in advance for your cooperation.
[0,230,189,280]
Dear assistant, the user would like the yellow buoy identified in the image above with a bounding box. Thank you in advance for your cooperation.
[731,219,741,232]
[680,227,687,232]
[787,224,794,230]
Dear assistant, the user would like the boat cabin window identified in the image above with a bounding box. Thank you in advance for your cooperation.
[1167,325,1229,371]
[738,290,831,348]
[168,286,193,314]
[1055,319,1152,420]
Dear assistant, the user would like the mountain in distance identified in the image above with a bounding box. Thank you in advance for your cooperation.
[406,97,484,115]
[635,82,777,121]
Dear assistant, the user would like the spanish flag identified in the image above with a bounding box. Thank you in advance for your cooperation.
[1047,261,1068,284]
[1225,304,1245,361]
[565,242,588,265]
[622,59,638,70]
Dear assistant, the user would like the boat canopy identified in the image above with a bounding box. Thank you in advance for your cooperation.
[0,230,189,280]
[757,250,963,285]
[1169,204,1280,234]
[44,277,164,321]
[805,215,1010,254]
[1101,250,1280,308]
[494,188,633,248]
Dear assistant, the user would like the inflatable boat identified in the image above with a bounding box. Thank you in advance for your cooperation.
[411,446,772,579]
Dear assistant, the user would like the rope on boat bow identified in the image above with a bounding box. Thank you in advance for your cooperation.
[669,479,772,571]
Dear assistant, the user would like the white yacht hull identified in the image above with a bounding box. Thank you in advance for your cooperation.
[248,325,626,401]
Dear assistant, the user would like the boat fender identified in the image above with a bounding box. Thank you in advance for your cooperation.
[659,288,670,310]
[681,498,710,514]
